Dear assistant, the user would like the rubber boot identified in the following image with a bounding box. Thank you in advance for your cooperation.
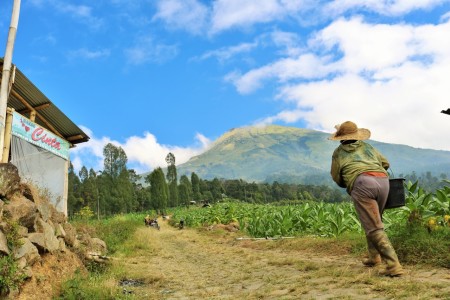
[362,236,381,267]
[369,230,404,277]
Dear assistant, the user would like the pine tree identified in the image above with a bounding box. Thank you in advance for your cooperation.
[165,152,178,207]
[179,175,192,206]
[149,167,168,214]
[191,172,201,201]
[67,162,83,216]
[101,143,132,214]
[103,143,127,179]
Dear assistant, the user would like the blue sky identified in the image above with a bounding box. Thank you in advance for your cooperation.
[1,0,450,174]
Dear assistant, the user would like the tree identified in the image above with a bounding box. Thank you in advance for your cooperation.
[166,152,177,182]
[78,166,88,182]
[179,175,192,206]
[191,172,201,201]
[209,178,224,203]
[178,183,190,208]
[81,168,99,214]
[67,162,83,216]
[101,143,132,214]
[129,169,151,211]
[165,152,178,207]
[149,167,168,214]
[103,143,127,179]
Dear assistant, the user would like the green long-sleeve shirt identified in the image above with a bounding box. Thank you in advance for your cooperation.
[330,141,389,194]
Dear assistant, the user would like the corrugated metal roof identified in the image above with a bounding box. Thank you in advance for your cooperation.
[1,58,89,145]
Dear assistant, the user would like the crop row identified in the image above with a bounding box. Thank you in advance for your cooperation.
[170,181,450,238]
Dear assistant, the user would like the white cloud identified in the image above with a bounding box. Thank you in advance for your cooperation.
[151,0,317,35]
[67,48,111,60]
[324,0,450,16]
[122,132,211,174]
[149,0,449,36]
[312,17,416,72]
[270,30,304,57]
[197,41,258,63]
[210,0,296,34]
[69,126,113,173]
[442,11,450,21]
[226,16,450,151]
[226,54,339,94]
[124,36,178,65]
[150,0,450,42]
[29,0,104,30]
[153,0,209,34]
[70,127,211,174]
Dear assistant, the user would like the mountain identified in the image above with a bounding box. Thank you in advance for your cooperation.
[145,125,450,185]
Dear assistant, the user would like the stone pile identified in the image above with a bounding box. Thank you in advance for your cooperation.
[0,163,107,290]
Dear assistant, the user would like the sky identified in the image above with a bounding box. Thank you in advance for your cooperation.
[1,0,450,175]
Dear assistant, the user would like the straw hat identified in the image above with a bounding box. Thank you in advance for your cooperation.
[328,121,371,141]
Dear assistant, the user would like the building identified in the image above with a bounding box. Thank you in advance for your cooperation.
[0,58,89,215]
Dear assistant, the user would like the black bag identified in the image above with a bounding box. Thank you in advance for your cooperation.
[385,178,406,209]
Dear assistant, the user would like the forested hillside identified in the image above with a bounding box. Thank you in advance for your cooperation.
[68,127,450,218]
[175,125,450,184]
[68,142,350,218]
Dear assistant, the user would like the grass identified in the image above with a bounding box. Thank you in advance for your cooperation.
[56,214,145,299]
[55,210,450,300]
[389,222,450,268]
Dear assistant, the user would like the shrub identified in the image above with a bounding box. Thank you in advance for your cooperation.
[389,222,450,268]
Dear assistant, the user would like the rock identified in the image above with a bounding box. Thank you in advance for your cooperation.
[13,238,40,266]
[58,237,67,252]
[62,223,77,247]
[82,236,108,262]
[16,225,28,237]
[36,202,52,222]
[49,205,67,224]
[90,237,107,254]
[0,166,109,298]
[3,195,38,229]
[30,219,59,253]
[0,199,4,221]
[21,183,40,203]
[0,163,22,199]
[0,230,10,255]
[17,256,27,269]
[16,256,34,280]
[0,221,6,231]
[28,233,47,253]
[6,287,20,299]
[55,224,66,238]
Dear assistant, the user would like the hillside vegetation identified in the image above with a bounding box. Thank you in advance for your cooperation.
[169,125,450,185]
[42,180,450,299]
[55,206,450,299]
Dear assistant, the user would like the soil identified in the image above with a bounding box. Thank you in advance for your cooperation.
[113,219,450,300]
[15,219,450,299]
[15,250,86,300]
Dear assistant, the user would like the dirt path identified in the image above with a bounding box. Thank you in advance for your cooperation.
[113,219,450,299]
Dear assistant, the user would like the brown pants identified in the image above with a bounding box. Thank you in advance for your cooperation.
[350,174,389,235]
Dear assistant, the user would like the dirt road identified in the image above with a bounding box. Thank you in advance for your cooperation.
[114,219,450,299]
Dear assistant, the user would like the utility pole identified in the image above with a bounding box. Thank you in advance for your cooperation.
[0,0,21,159]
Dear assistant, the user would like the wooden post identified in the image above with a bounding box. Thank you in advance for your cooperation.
[1,107,14,163]
[29,110,36,122]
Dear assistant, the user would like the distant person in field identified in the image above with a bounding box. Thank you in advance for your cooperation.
[328,121,403,277]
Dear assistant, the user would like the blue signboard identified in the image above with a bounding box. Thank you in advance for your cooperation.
[11,112,70,160]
